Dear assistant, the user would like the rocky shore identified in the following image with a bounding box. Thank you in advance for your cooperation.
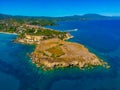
[31,38,109,70]
[14,26,109,70]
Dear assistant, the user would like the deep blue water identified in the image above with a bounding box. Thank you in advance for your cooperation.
[0,20,120,90]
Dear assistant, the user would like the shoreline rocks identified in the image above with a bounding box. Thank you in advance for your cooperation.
[31,38,109,70]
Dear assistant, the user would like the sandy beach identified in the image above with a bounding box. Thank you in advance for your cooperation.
[0,32,18,35]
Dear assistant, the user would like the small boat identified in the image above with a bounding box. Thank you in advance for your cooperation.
[74,29,78,31]
[65,29,78,32]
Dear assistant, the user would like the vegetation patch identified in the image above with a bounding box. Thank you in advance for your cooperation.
[47,46,65,57]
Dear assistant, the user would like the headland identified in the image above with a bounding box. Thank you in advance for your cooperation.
[0,18,109,70]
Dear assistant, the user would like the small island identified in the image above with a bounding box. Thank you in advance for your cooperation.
[0,16,109,70]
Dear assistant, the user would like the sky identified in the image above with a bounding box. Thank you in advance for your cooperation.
[0,0,120,17]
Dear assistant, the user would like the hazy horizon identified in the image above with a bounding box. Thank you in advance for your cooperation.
[1,13,120,17]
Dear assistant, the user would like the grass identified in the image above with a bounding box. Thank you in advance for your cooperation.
[47,46,65,57]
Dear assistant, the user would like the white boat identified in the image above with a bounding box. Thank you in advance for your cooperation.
[74,29,78,31]
[66,29,78,32]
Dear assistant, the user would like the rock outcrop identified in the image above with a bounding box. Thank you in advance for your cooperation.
[31,38,108,70]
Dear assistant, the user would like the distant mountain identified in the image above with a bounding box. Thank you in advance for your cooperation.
[0,13,119,20]
[0,13,13,19]
[56,14,111,20]
[82,14,109,19]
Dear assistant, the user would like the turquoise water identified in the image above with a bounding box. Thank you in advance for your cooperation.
[0,20,120,90]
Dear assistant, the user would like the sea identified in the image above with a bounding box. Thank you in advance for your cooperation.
[0,20,120,90]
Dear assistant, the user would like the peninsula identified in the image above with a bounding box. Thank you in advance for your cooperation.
[0,14,109,70]
[15,25,108,70]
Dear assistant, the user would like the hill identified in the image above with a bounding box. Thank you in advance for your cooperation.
[0,13,117,21]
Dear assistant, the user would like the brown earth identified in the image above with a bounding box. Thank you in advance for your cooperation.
[31,38,108,70]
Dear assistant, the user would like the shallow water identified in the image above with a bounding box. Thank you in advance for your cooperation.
[0,20,120,90]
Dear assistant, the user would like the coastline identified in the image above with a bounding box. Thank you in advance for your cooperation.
[0,28,109,71]
[0,32,18,35]
[30,38,109,70]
